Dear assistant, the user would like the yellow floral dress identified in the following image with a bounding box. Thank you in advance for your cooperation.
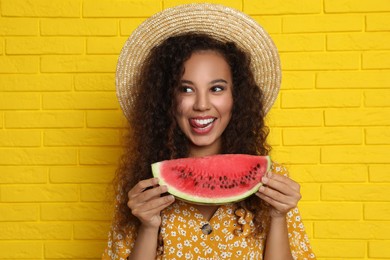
[102,164,316,260]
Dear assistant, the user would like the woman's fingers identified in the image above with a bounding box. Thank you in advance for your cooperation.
[132,194,175,217]
[262,174,301,196]
[129,177,159,197]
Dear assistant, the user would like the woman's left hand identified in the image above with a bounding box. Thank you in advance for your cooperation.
[256,172,301,218]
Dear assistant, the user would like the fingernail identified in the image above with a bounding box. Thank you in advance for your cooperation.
[262,177,269,184]
[259,186,265,192]
[161,185,168,192]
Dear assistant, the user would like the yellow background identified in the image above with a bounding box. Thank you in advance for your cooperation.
[0,0,389,259]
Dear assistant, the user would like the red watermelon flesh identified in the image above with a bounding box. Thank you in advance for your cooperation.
[151,154,271,205]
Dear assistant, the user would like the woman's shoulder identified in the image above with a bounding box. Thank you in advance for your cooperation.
[270,161,289,176]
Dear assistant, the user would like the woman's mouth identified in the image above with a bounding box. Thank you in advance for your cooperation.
[189,117,216,133]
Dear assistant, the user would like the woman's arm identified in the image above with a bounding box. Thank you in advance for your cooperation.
[256,172,301,260]
[127,178,175,260]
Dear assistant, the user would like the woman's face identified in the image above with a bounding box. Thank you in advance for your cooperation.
[174,51,233,157]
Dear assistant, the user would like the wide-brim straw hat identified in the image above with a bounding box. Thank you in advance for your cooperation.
[116,3,281,120]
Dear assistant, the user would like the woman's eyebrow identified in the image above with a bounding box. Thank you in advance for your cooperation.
[210,79,228,84]
[180,80,194,85]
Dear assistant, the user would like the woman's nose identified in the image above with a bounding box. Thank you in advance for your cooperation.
[193,92,211,111]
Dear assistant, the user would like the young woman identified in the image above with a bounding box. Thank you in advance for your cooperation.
[103,4,315,260]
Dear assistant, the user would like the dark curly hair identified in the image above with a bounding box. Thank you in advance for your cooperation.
[113,33,271,239]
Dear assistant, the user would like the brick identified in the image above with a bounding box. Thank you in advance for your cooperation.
[267,109,323,127]
[0,222,72,239]
[0,148,77,165]
[325,108,390,126]
[317,70,390,89]
[0,242,42,258]
[271,147,320,164]
[41,203,112,221]
[0,204,39,221]
[369,165,390,182]
[44,241,106,258]
[369,240,390,258]
[299,183,320,201]
[283,15,362,33]
[322,183,390,201]
[83,0,161,17]
[282,72,314,89]
[322,146,390,164]
[1,0,80,17]
[280,52,359,70]
[42,92,119,110]
[327,33,390,51]
[44,129,121,146]
[251,16,282,34]
[86,111,128,128]
[74,222,111,239]
[288,164,368,183]
[315,221,390,239]
[5,111,84,128]
[120,18,147,36]
[0,56,39,73]
[6,37,84,54]
[325,0,390,13]
[0,166,47,184]
[282,90,361,108]
[79,148,123,165]
[81,184,111,202]
[278,34,325,52]
[363,51,390,69]
[365,90,390,107]
[87,37,126,54]
[41,18,117,36]
[41,55,117,73]
[299,202,362,220]
[0,18,38,35]
[366,127,390,144]
[75,74,115,91]
[0,93,40,110]
[244,0,321,14]
[272,34,324,52]
[267,128,281,146]
[1,184,78,202]
[367,13,390,31]
[166,0,241,10]
[0,74,73,91]
[283,127,362,145]
[364,203,390,220]
[0,130,41,147]
[50,166,115,183]
[310,239,366,258]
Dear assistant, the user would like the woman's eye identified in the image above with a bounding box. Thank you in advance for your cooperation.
[180,86,193,93]
[211,85,224,92]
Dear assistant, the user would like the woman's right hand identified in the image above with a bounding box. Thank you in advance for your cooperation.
[127,177,175,229]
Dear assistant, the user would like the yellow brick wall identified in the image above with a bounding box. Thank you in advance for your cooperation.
[0,0,389,259]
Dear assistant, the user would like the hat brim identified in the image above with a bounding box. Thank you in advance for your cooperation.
[116,3,281,120]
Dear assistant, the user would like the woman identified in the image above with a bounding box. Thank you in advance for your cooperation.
[103,4,315,260]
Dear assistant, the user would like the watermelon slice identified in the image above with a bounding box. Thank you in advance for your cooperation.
[151,154,271,205]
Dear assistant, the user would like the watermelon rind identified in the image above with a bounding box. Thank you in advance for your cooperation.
[151,155,271,205]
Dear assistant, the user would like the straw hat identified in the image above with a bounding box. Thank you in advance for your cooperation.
[116,3,281,120]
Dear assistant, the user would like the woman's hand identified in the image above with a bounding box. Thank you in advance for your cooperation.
[127,177,175,229]
[256,172,301,218]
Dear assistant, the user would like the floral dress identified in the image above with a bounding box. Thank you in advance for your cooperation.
[102,163,316,260]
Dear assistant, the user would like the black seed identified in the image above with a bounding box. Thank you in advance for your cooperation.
[224,176,227,181]
[211,186,215,190]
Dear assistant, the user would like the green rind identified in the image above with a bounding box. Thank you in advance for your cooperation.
[152,155,272,205]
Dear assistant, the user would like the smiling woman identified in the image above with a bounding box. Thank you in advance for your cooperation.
[102,3,315,260]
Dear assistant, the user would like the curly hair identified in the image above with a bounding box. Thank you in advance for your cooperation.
[113,32,271,238]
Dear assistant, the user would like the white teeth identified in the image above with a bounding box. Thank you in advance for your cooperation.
[195,118,214,125]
